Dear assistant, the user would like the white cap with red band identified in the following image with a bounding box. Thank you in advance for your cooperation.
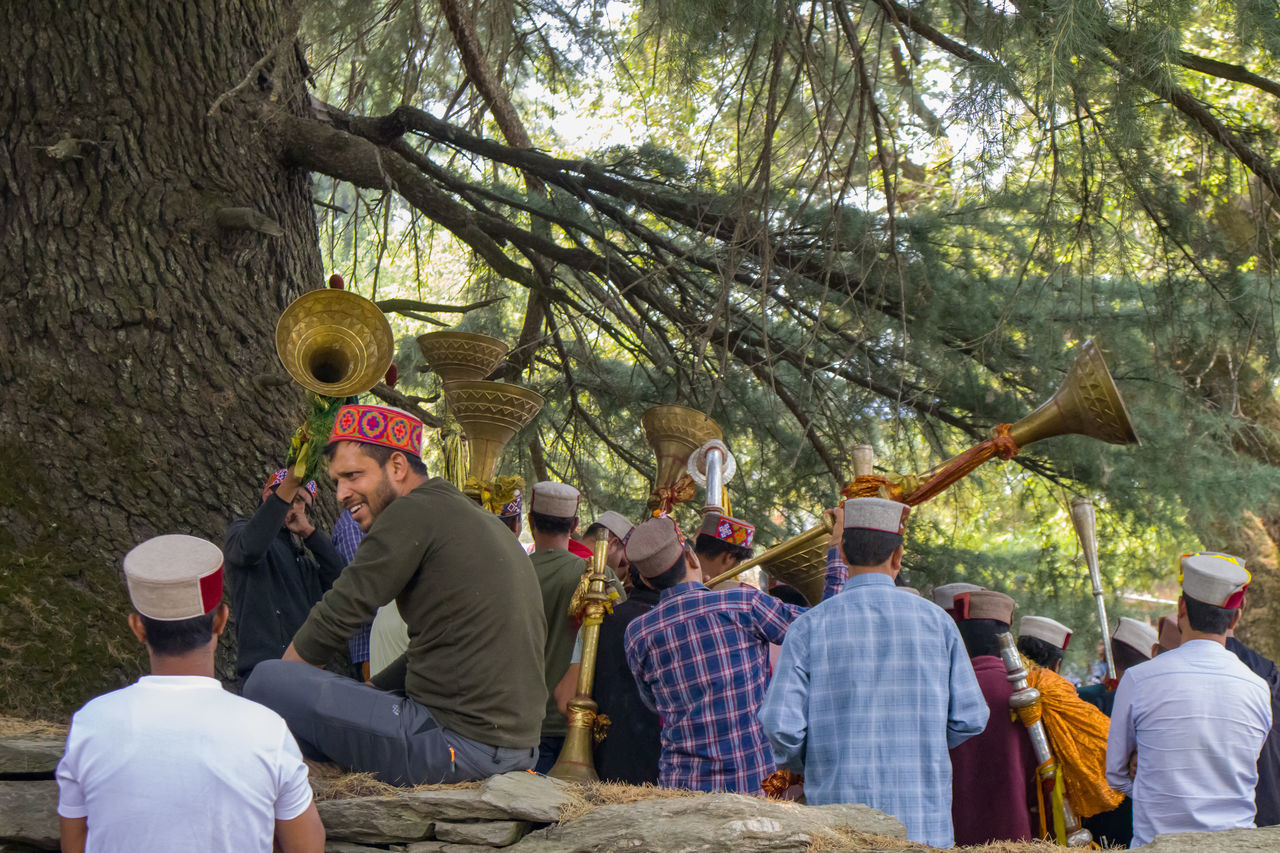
[123,534,225,621]
[1180,551,1250,609]
[1113,616,1158,657]
[1019,615,1073,650]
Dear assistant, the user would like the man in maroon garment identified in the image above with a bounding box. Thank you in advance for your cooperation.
[949,590,1038,845]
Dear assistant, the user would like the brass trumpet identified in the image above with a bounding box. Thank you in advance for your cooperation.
[275,288,395,397]
[548,527,612,783]
[708,341,1139,601]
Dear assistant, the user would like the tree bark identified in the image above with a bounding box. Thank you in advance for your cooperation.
[0,0,322,715]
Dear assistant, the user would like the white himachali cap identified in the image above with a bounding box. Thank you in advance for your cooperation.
[593,510,634,542]
[842,497,910,534]
[530,481,581,518]
[123,534,224,621]
[1019,615,1073,650]
[1112,616,1158,658]
[1180,552,1250,609]
[932,582,983,611]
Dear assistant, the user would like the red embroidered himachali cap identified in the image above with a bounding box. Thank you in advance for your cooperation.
[329,404,424,458]
[1019,615,1073,650]
[264,469,317,497]
[698,511,755,548]
[123,534,224,621]
[1180,551,1251,609]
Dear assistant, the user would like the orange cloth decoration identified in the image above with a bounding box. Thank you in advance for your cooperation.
[1027,665,1124,818]
[649,472,698,516]
[838,425,1022,507]
[760,768,802,798]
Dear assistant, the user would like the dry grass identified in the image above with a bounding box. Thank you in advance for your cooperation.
[0,715,67,738]
[557,780,702,822]
[305,760,480,801]
[807,826,1118,852]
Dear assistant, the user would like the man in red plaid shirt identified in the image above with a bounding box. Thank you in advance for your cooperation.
[623,515,845,793]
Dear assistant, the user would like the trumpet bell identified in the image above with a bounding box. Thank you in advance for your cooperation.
[642,405,723,495]
[417,331,509,383]
[1008,340,1139,448]
[275,289,395,397]
[443,380,545,483]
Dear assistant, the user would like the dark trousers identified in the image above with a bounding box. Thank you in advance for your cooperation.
[535,735,566,773]
[244,659,536,784]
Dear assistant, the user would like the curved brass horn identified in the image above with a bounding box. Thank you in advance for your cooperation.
[275,289,395,397]
[708,340,1139,602]
[642,405,722,512]
[443,380,545,483]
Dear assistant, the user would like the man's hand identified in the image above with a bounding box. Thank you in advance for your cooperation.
[824,506,844,548]
[1127,752,1138,780]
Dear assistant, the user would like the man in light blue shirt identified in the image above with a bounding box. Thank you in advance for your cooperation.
[1106,552,1271,847]
[759,497,988,848]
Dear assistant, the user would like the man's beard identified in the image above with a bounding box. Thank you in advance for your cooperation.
[359,474,399,531]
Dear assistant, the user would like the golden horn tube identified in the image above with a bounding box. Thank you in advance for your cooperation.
[548,527,611,783]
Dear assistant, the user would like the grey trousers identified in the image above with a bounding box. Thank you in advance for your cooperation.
[244,660,536,785]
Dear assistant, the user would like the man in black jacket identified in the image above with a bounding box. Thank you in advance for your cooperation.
[224,467,345,683]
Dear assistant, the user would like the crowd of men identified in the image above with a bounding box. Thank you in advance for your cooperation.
[54,403,1280,850]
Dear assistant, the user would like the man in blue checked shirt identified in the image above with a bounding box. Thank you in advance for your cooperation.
[623,515,846,794]
[759,497,988,848]
[331,509,373,680]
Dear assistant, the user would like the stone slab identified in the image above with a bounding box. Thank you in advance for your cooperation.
[0,737,64,776]
[478,773,572,823]
[434,819,530,847]
[0,781,59,850]
[319,788,512,843]
[1145,825,1280,851]
[510,793,906,853]
[403,844,507,853]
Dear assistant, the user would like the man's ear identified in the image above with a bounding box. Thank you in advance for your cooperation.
[128,612,147,645]
[211,603,230,638]
[1228,607,1243,633]
[889,544,904,576]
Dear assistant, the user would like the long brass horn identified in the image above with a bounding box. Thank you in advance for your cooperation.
[642,405,722,514]
[275,289,395,397]
[707,341,1139,600]
[443,380,545,483]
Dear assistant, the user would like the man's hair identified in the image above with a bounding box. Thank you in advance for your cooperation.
[958,619,1009,660]
[840,529,901,568]
[323,441,428,475]
[768,584,809,607]
[1017,635,1064,670]
[1112,638,1151,672]
[500,515,520,534]
[693,533,753,563]
[529,511,574,536]
[1183,594,1236,635]
[644,553,689,590]
[139,611,218,656]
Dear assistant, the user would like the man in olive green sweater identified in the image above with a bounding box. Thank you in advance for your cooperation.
[244,404,546,785]
[526,481,589,772]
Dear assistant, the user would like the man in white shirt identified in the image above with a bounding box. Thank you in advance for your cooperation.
[1106,551,1271,847]
[56,534,324,853]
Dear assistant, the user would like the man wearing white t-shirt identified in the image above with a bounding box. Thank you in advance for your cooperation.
[56,534,324,853]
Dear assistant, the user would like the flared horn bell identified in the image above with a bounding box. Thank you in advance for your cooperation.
[276,289,395,397]
[1007,339,1140,448]
[642,405,723,495]
[417,331,509,382]
[443,380,545,482]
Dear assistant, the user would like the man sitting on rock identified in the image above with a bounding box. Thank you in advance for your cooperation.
[624,515,844,793]
[244,404,546,785]
[56,534,323,853]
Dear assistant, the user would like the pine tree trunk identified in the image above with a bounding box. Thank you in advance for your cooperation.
[0,0,322,715]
